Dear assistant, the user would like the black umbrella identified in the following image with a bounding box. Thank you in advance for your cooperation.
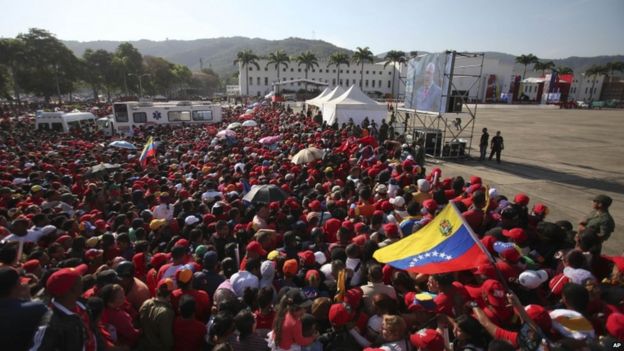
[243,184,288,204]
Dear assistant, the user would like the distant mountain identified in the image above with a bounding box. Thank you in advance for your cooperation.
[63,37,623,78]
[63,37,352,78]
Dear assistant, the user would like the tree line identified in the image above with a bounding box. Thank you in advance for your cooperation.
[235,48,410,98]
[515,53,624,81]
[0,28,222,104]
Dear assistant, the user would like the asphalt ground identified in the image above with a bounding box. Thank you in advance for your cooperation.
[427,107,624,254]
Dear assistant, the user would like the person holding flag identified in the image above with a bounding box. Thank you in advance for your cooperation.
[139,136,157,167]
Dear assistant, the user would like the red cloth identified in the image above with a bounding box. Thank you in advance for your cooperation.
[254,309,276,330]
[171,289,212,322]
[275,312,315,350]
[102,306,139,347]
[173,317,207,351]
[434,282,471,317]
[494,327,519,348]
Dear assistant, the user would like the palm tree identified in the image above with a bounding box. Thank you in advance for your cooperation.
[554,66,573,75]
[515,54,539,79]
[295,51,319,92]
[384,50,407,99]
[233,49,260,97]
[327,52,350,87]
[352,47,374,89]
[585,65,608,101]
[266,49,290,95]
[533,60,555,76]
[605,61,624,82]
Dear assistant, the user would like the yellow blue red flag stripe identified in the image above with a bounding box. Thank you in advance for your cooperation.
[373,203,486,274]
[139,136,156,167]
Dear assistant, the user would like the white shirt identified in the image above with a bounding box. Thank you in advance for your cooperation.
[2,229,45,243]
[152,203,174,220]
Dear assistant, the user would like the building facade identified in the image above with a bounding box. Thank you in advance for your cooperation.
[238,59,405,98]
[568,74,605,101]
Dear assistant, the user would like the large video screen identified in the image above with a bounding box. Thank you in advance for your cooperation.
[404,53,451,113]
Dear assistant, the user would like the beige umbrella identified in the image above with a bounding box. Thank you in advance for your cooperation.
[291,147,324,164]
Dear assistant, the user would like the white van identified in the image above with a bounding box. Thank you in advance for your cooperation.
[35,111,98,133]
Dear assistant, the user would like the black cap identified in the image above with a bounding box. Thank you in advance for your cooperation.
[593,194,612,207]
[286,288,313,309]
[115,261,135,278]
[96,269,120,287]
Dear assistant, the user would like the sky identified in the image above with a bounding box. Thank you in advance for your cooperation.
[0,0,622,58]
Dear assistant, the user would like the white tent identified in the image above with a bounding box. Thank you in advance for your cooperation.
[310,86,345,109]
[322,85,387,125]
[305,87,331,107]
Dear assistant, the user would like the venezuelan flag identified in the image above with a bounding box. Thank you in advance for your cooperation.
[373,203,486,274]
[139,136,156,167]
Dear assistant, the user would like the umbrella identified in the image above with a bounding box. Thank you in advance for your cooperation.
[108,141,137,150]
[239,114,254,121]
[243,184,288,204]
[216,129,237,139]
[259,135,281,145]
[245,109,254,114]
[227,122,242,130]
[86,163,121,175]
[242,120,258,127]
[291,147,324,164]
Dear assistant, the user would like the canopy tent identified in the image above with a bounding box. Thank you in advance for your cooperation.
[322,85,387,126]
[305,87,331,107]
[308,86,346,110]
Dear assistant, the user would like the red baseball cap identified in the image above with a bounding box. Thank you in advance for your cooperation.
[157,278,175,292]
[514,193,530,206]
[46,264,87,297]
[383,223,399,238]
[309,200,322,212]
[352,234,368,247]
[502,228,527,244]
[410,329,445,351]
[423,199,438,212]
[344,287,363,309]
[525,304,552,332]
[329,303,353,327]
[246,241,267,256]
[474,263,497,279]
[22,259,40,273]
[297,250,315,267]
[606,312,624,340]
[481,279,506,307]
[500,247,521,263]
[150,253,168,268]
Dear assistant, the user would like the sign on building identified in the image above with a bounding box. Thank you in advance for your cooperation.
[226,85,240,96]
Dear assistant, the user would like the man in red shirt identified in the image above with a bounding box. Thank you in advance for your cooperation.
[171,268,211,322]
[427,273,471,317]
[173,295,206,351]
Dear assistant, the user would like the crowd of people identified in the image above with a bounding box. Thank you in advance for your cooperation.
[0,100,621,351]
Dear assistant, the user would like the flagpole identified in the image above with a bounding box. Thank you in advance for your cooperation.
[448,202,511,292]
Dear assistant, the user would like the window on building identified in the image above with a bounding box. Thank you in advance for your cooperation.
[332,79,336,85]
[365,80,369,87]
[585,87,588,94]
[265,67,268,71]
[332,69,336,73]
[387,80,391,88]
[346,79,349,86]
[389,72,392,75]
[283,68,286,72]
[257,77,261,85]
[298,68,301,72]
[340,70,343,73]
[291,68,294,72]
[378,80,382,87]
[312,69,315,73]
[339,79,343,86]
[168,111,191,122]
[366,71,369,74]
[249,67,253,71]
[249,77,253,86]
[326,69,329,73]
[372,80,375,88]
[132,112,147,123]
[192,110,213,121]
[265,77,268,85]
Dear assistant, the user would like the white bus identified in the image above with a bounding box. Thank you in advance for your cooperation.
[35,111,98,133]
[111,101,222,135]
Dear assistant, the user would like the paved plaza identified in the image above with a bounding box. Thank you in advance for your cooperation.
[431,106,624,254]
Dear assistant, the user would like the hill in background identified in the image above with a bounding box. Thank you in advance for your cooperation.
[63,37,624,79]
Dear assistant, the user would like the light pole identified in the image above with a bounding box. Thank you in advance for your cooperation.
[128,73,151,98]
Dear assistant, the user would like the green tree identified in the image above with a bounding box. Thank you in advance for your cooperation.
[327,52,350,87]
[234,49,260,97]
[295,51,319,92]
[384,50,407,99]
[266,50,290,94]
[554,66,573,75]
[83,49,116,101]
[533,60,555,76]
[0,38,26,104]
[585,65,608,100]
[189,68,221,97]
[143,56,175,96]
[352,47,374,89]
[113,42,144,96]
[515,54,539,79]
[16,28,81,102]
[605,61,624,82]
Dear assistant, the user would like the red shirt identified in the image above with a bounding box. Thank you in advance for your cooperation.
[434,282,471,317]
[173,317,206,351]
[276,312,315,350]
[146,268,159,296]
[171,288,212,322]
[254,308,275,330]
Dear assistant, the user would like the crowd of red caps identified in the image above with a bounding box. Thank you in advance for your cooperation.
[0,101,621,351]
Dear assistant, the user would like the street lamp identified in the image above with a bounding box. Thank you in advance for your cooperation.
[128,73,151,98]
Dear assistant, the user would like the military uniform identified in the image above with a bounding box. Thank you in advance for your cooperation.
[584,210,615,241]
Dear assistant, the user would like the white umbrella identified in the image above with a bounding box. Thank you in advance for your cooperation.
[242,120,258,127]
[108,141,137,150]
[227,122,242,130]
[245,108,254,114]
[291,147,324,164]
[216,129,237,139]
